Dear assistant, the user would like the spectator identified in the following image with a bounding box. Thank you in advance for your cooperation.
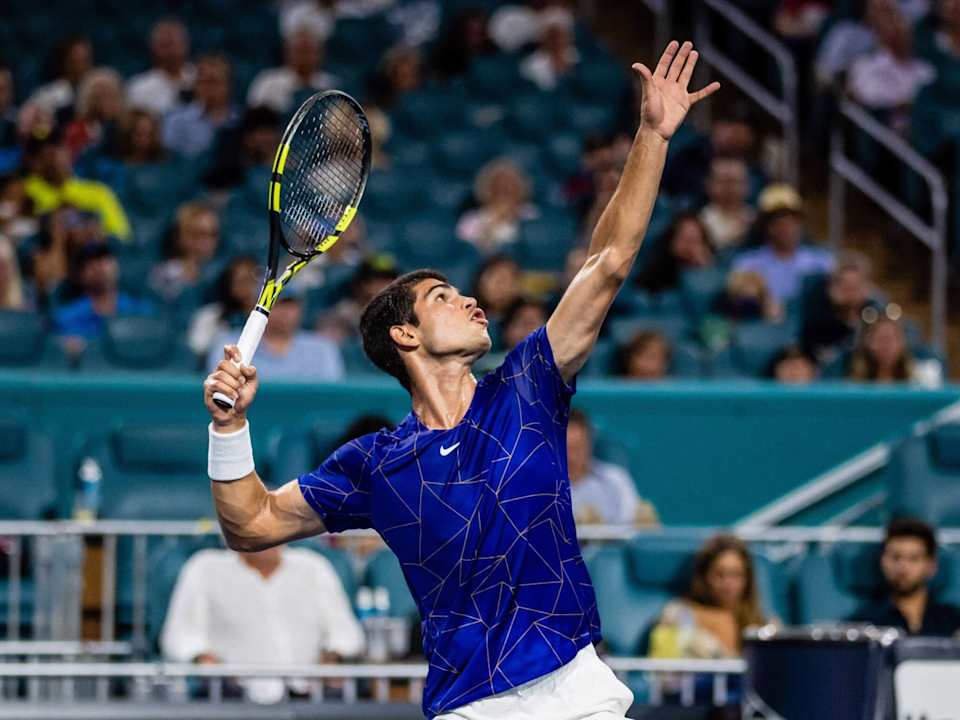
[431,8,495,80]
[715,270,783,323]
[801,251,879,363]
[768,345,818,384]
[649,534,768,659]
[0,174,37,243]
[471,254,522,324]
[564,133,618,222]
[618,330,671,381]
[161,545,364,703]
[126,19,195,116]
[0,237,29,310]
[23,130,131,241]
[636,212,715,294]
[849,518,960,636]
[315,257,399,344]
[205,106,281,189]
[699,156,756,251]
[368,45,423,111]
[0,65,16,149]
[499,297,547,352]
[847,2,935,133]
[732,184,833,304]
[847,314,920,383]
[117,110,166,166]
[63,68,125,159]
[187,256,259,357]
[567,409,658,526]
[207,283,343,381]
[52,244,152,343]
[27,35,93,116]
[247,27,337,114]
[456,158,537,254]
[489,2,541,53]
[162,54,238,158]
[149,201,221,302]
[26,207,106,300]
[280,0,336,43]
[520,7,579,91]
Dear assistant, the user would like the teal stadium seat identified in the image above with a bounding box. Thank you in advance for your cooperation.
[342,337,382,377]
[0,311,68,369]
[0,420,58,518]
[366,548,419,622]
[364,170,429,222]
[393,91,465,141]
[567,61,628,105]
[436,130,499,179]
[508,93,562,141]
[396,216,479,269]
[545,133,583,177]
[680,267,727,324]
[565,104,617,137]
[887,423,960,526]
[467,56,525,101]
[270,423,345,487]
[510,212,577,272]
[729,322,797,377]
[609,315,691,347]
[80,317,199,374]
[390,139,437,174]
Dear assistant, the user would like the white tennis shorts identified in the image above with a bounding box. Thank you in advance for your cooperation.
[434,643,634,720]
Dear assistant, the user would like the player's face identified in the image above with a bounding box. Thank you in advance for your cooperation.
[881,537,935,597]
[706,550,748,610]
[410,279,490,358]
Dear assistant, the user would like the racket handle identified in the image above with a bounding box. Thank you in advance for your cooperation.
[212,310,269,411]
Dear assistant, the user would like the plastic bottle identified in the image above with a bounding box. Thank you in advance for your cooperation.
[73,457,102,521]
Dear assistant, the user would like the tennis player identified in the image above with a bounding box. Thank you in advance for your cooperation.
[203,41,718,720]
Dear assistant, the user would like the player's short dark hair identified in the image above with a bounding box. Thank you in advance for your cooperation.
[883,517,937,558]
[359,269,448,392]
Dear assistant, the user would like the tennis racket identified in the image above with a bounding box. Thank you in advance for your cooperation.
[212,90,372,410]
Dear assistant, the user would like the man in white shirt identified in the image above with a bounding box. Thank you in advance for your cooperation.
[247,27,338,115]
[127,19,196,116]
[519,7,580,91]
[699,156,755,250]
[161,544,364,703]
[27,37,93,115]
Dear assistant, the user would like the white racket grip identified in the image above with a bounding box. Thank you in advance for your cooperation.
[211,310,268,410]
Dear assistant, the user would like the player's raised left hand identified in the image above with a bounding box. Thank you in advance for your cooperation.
[633,40,720,142]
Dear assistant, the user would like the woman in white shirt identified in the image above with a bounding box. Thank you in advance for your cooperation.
[455,158,538,254]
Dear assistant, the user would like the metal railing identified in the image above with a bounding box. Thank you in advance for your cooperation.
[829,97,950,358]
[695,0,799,185]
[639,0,672,55]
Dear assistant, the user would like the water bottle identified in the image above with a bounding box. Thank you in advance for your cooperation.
[74,457,102,521]
[356,586,374,621]
[373,586,391,617]
[361,586,389,663]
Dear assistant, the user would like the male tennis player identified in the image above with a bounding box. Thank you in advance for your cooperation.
[203,41,718,719]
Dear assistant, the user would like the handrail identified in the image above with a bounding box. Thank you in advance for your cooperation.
[829,96,949,357]
[695,0,799,185]
[639,0,671,53]
[0,641,131,656]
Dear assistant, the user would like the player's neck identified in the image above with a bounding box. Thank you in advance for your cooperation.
[409,360,477,430]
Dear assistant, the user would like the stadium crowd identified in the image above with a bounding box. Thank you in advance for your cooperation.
[0,0,951,386]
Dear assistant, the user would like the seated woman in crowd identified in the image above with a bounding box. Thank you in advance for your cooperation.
[635,212,715,295]
[186,255,258,357]
[649,534,769,660]
[456,158,538,254]
[846,313,941,386]
[768,345,819,384]
[715,269,783,323]
[618,329,671,381]
[470,254,523,328]
[148,200,220,302]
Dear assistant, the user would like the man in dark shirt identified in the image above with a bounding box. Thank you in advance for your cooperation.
[849,518,960,637]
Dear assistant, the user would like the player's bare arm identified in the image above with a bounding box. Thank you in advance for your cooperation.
[547,41,720,382]
[204,344,326,551]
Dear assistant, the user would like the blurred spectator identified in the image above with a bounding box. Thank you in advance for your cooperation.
[715,270,783,323]
[699,156,756,250]
[63,68,125,159]
[567,409,658,526]
[27,35,93,116]
[52,244,152,343]
[846,313,938,384]
[161,546,364,704]
[0,237,30,310]
[207,283,343,381]
[247,27,337,114]
[618,330,671,381]
[25,207,105,300]
[801,251,878,362]
[187,256,259,357]
[500,297,547,352]
[0,174,37,243]
[126,19,195,116]
[649,534,768,659]
[315,257,399,344]
[368,46,423,110]
[471,254,521,324]
[0,66,16,149]
[431,8,495,80]
[768,345,818,384]
[117,110,167,166]
[149,201,220,302]
[489,2,542,53]
[280,0,336,43]
[849,518,960,636]
[916,0,960,75]
[456,158,537,254]
[565,133,618,222]
[636,212,715,294]
[847,3,935,133]
[519,7,579,91]
[206,106,280,189]
[732,184,832,303]
[23,131,131,241]
[774,1,830,40]
[162,54,238,158]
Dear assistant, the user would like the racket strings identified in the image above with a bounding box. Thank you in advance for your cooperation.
[281,95,367,256]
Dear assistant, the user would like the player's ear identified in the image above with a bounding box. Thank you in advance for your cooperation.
[389,324,419,351]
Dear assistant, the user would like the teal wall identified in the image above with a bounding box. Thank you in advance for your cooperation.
[2,372,957,525]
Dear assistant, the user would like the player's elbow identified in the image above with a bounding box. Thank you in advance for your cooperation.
[596,246,634,285]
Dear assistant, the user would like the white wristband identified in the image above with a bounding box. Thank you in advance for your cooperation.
[208,422,255,482]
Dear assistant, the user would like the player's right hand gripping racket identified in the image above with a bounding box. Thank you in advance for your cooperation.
[212,90,371,410]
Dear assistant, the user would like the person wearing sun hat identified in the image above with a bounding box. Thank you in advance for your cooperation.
[732,183,834,303]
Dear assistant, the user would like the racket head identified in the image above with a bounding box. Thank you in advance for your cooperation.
[270,90,372,260]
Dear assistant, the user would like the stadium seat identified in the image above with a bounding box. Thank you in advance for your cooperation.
[395,216,479,269]
[467,56,525,101]
[342,337,382,377]
[793,543,884,624]
[545,132,583,177]
[270,422,345,488]
[80,317,199,374]
[510,212,577,272]
[508,93,562,140]
[365,548,419,622]
[435,130,499,179]
[0,420,58,519]
[0,311,68,370]
[363,170,429,221]
[680,267,727,324]
[392,90,466,141]
[119,162,196,219]
[566,61,627,104]
[728,322,797,378]
[564,104,617,137]
[609,315,691,347]
[886,422,960,526]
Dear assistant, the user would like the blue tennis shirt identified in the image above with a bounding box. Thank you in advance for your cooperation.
[298,327,602,717]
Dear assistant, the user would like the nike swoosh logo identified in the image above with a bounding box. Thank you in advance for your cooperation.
[439,442,460,457]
